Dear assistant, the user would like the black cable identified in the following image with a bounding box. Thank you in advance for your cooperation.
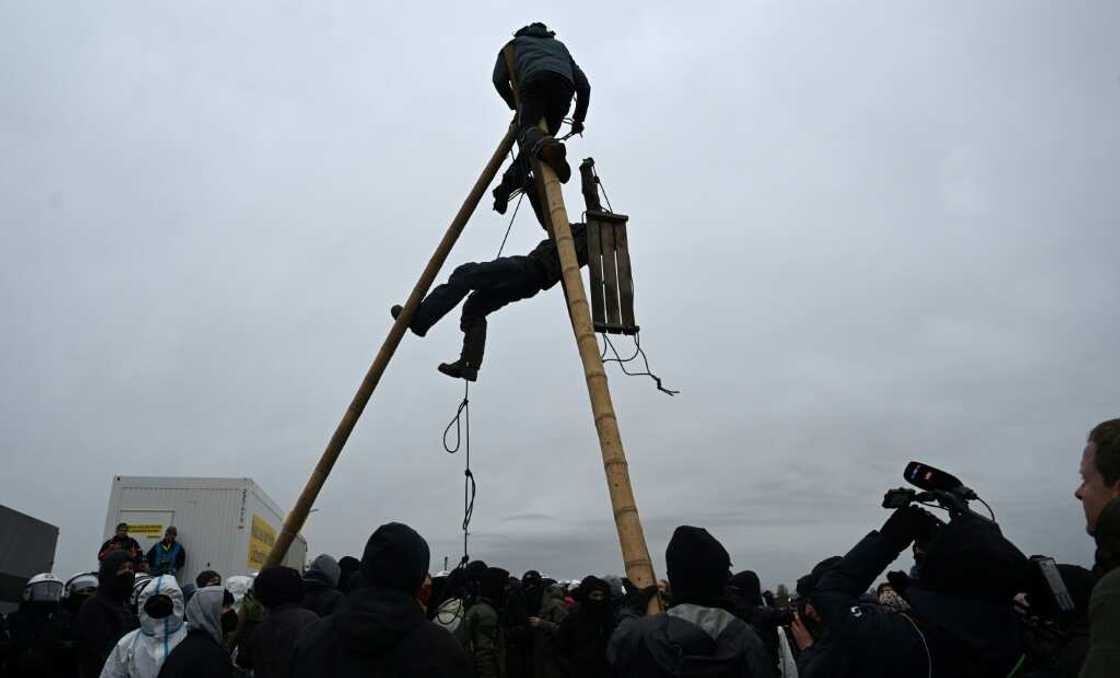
[442,381,476,564]
[599,332,679,396]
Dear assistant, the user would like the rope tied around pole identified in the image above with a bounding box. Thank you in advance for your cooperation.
[442,381,476,566]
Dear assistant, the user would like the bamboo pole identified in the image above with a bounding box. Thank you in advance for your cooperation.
[530,139,663,613]
[260,122,518,571]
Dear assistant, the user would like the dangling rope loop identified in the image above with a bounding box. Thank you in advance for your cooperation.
[600,332,680,396]
[443,381,476,564]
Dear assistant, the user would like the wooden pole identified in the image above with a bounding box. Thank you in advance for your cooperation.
[530,137,663,613]
[260,122,518,571]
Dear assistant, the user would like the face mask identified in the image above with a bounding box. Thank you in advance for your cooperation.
[221,609,239,634]
[144,594,174,619]
[111,572,135,597]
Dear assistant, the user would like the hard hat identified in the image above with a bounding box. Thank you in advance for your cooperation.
[23,573,64,603]
[64,572,99,598]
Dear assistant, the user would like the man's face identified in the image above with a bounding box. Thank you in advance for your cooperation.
[115,561,135,577]
[116,525,128,538]
[1075,442,1120,534]
[164,529,176,543]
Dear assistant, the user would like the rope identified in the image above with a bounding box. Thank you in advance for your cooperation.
[590,163,614,213]
[600,332,679,396]
[442,381,476,566]
[495,191,524,259]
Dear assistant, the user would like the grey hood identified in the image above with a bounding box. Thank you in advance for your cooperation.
[185,585,226,644]
[305,554,341,588]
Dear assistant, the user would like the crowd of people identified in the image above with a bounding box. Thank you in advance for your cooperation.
[1,418,1118,677]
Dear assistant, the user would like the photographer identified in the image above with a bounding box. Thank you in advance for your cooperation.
[792,504,967,672]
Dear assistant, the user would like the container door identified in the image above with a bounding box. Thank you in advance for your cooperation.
[119,509,175,550]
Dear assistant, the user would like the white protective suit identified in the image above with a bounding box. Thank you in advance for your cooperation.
[99,575,187,678]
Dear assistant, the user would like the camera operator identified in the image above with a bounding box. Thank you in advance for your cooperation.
[799,502,1034,678]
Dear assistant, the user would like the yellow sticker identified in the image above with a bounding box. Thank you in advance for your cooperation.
[247,514,277,570]
[128,524,164,537]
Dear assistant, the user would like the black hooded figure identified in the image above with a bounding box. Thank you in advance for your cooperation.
[554,576,613,678]
[291,522,472,678]
[491,22,591,211]
[74,550,138,678]
[236,566,318,678]
[607,526,775,678]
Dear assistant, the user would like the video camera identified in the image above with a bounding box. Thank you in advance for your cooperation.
[882,462,1076,619]
[881,461,995,523]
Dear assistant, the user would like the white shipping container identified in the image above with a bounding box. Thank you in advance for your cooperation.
[103,476,307,585]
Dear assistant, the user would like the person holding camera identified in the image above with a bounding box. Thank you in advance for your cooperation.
[798,503,1032,678]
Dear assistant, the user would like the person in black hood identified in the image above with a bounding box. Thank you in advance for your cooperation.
[727,569,781,671]
[74,550,138,678]
[491,22,591,213]
[236,566,318,678]
[302,554,345,618]
[608,526,775,678]
[291,522,471,677]
[554,576,612,678]
[337,556,361,594]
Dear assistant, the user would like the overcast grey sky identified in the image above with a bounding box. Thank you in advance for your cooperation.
[2,1,1118,588]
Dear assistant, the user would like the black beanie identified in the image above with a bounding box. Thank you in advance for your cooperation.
[665,526,731,605]
[729,570,762,606]
[360,522,430,594]
[254,567,304,608]
[797,556,842,598]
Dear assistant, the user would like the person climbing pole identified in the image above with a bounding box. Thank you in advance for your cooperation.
[491,22,591,215]
[391,189,588,381]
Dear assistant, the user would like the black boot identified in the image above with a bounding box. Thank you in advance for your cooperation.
[438,321,486,382]
[492,185,510,215]
[535,138,571,184]
[390,304,427,337]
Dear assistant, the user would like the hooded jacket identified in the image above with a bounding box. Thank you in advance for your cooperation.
[608,603,776,678]
[99,576,187,678]
[1081,497,1120,678]
[156,586,232,678]
[76,552,139,678]
[302,554,345,618]
[291,587,472,677]
[492,23,590,121]
[557,577,613,678]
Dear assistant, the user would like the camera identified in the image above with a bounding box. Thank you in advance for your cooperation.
[880,461,993,523]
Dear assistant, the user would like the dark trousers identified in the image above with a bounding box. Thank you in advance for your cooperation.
[498,75,575,197]
[410,223,588,369]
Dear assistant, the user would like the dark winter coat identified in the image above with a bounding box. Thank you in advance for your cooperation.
[608,603,776,678]
[4,602,70,678]
[158,585,233,678]
[492,23,590,121]
[302,554,345,618]
[99,536,144,565]
[556,599,612,678]
[1082,497,1120,678]
[156,630,232,678]
[74,554,138,678]
[463,598,504,678]
[291,587,472,678]
[236,603,319,678]
[810,528,1024,678]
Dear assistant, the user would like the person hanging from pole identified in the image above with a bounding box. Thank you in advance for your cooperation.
[490,22,591,215]
[390,187,588,381]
